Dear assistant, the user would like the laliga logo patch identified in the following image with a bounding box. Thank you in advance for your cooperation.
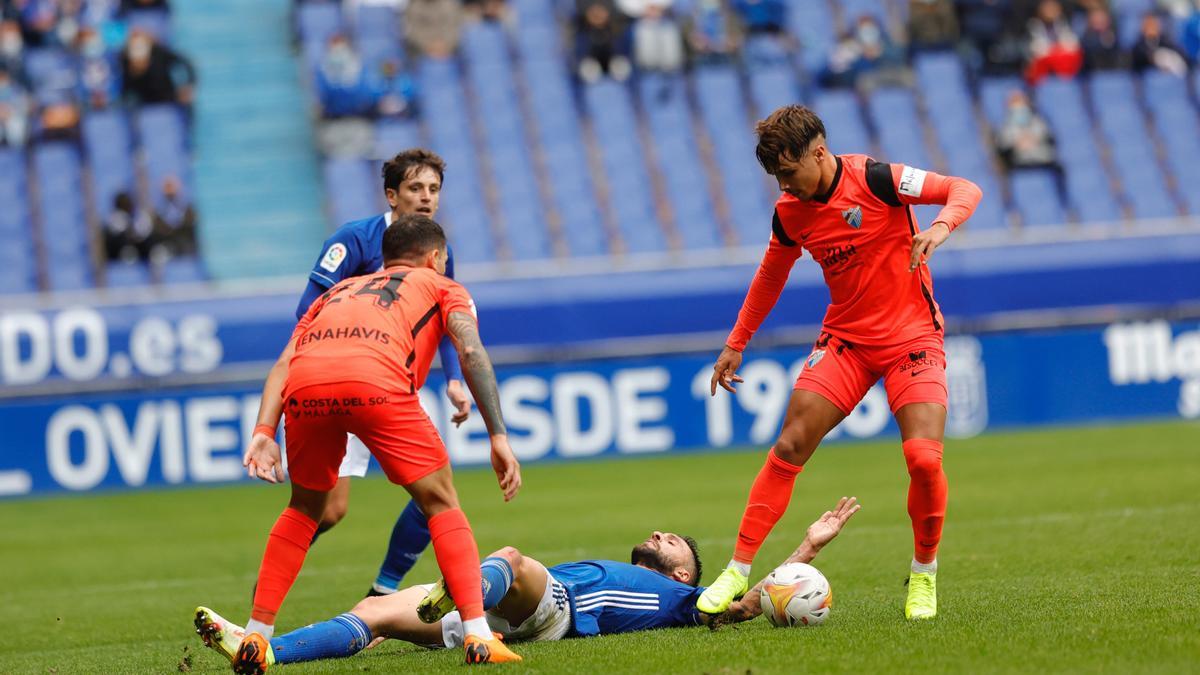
[841,205,862,229]
[806,349,826,369]
[319,243,348,273]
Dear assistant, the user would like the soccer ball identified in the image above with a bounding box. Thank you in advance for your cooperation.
[759,562,832,627]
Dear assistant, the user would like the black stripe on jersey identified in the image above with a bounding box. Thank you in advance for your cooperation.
[865,159,902,207]
[771,209,798,247]
[904,206,942,332]
[411,303,442,338]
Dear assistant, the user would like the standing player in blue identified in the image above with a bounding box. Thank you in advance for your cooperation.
[244,148,474,597]
[194,498,859,669]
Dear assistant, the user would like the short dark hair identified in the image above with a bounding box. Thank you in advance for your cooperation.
[382,214,447,262]
[682,535,702,587]
[754,105,827,176]
[382,148,446,192]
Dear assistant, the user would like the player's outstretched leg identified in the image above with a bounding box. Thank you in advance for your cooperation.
[418,547,518,623]
[406,466,522,664]
[194,606,245,664]
[698,390,842,614]
[370,499,431,597]
[896,403,948,620]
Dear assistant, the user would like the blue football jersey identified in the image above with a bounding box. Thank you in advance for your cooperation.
[299,211,460,379]
[548,560,706,637]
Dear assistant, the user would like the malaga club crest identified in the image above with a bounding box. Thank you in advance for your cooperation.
[841,205,863,229]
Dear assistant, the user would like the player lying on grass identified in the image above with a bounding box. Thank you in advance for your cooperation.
[194,497,860,670]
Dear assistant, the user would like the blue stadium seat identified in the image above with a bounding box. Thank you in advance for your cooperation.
[1010,169,1067,228]
[136,105,190,209]
[323,158,378,226]
[23,47,76,102]
[639,74,721,250]
[1142,71,1200,215]
[813,90,872,155]
[693,65,772,245]
[296,1,343,45]
[417,57,496,263]
[83,110,135,220]
[162,256,208,284]
[0,149,37,293]
[867,88,933,168]
[748,65,802,119]
[584,79,667,253]
[786,0,836,73]
[373,118,421,160]
[126,8,172,40]
[106,261,152,288]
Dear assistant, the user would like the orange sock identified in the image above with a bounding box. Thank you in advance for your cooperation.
[903,439,947,564]
[733,449,804,564]
[251,507,319,624]
[427,508,484,621]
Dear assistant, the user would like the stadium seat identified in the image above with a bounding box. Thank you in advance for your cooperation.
[638,74,721,250]
[813,90,872,156]
[106,261,153,288]
[867,88,933,168]
[979,76,1024,130]
[161,256,209,284]
[296,1,343,45]
[83,110,135,220]
[323,158,379,227]
[786,1,837,73]
[1009,169,1067,228]
[693,65,773,244]
[748,65,802,119]
[584,79,667,253]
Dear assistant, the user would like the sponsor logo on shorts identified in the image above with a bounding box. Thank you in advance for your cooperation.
[806,349,826,369]
[899,349,939,375]
[290,396,390,418]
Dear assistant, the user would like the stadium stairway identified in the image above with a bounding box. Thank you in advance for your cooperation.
[172,0,327,279]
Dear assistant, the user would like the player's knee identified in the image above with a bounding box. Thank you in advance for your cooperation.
[903,447,943,476]
[491,546,523,568]
[321,501,349,529]
[773,430,815,465]
[349,597,386,625]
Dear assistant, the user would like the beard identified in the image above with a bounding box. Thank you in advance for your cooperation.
[630,543,674,575]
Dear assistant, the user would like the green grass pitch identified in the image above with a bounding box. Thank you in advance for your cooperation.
[2,420,1198,674]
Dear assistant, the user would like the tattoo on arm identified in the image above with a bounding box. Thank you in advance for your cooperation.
[447,311,506,436]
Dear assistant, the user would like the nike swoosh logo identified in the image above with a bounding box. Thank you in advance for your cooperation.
[910,369,929,377]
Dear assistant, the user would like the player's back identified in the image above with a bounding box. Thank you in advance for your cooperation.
[549,560,704,637]
[286,266,473,395]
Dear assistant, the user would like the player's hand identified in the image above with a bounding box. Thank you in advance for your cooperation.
[489,435,522,502]
[243,433,284,484]
[710,346,745,395]
[445,379,471,427]
[365,636,387,650]
[909,221,951,271]
[805,496,861,550]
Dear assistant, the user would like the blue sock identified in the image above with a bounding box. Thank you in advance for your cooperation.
[373,500,430,592]
[270,613,372,665]
[480,556,514,610]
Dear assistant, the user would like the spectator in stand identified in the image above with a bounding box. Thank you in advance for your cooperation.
[632,0,684,74]
[0,66,29,146]
[404,0,463,59]
[16,0,58,47]
[120,28,195,106]
[1132,12,1189,74]
[575,0,631,83]
[907,0,959,53]
[684,0,741,64]
[1024,0,1083,83]
[121,0,170,11]
[151,174,197,258]
[1080,7,1125,71]
[372,57,417,118]
[958,0,1022,73]
[315,33,374,118]
[36,95,80,142]
[731,0,784,34]
[76,26,120,109]
[104,192,154,262]
[995,90,1059,172]
[821,15,907,90]
[1183,2,1200,63]
[1,19,25,81]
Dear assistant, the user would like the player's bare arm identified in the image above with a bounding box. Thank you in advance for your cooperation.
[243,338,297,484]
[447,310,522,501]
[712,497,861,627]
